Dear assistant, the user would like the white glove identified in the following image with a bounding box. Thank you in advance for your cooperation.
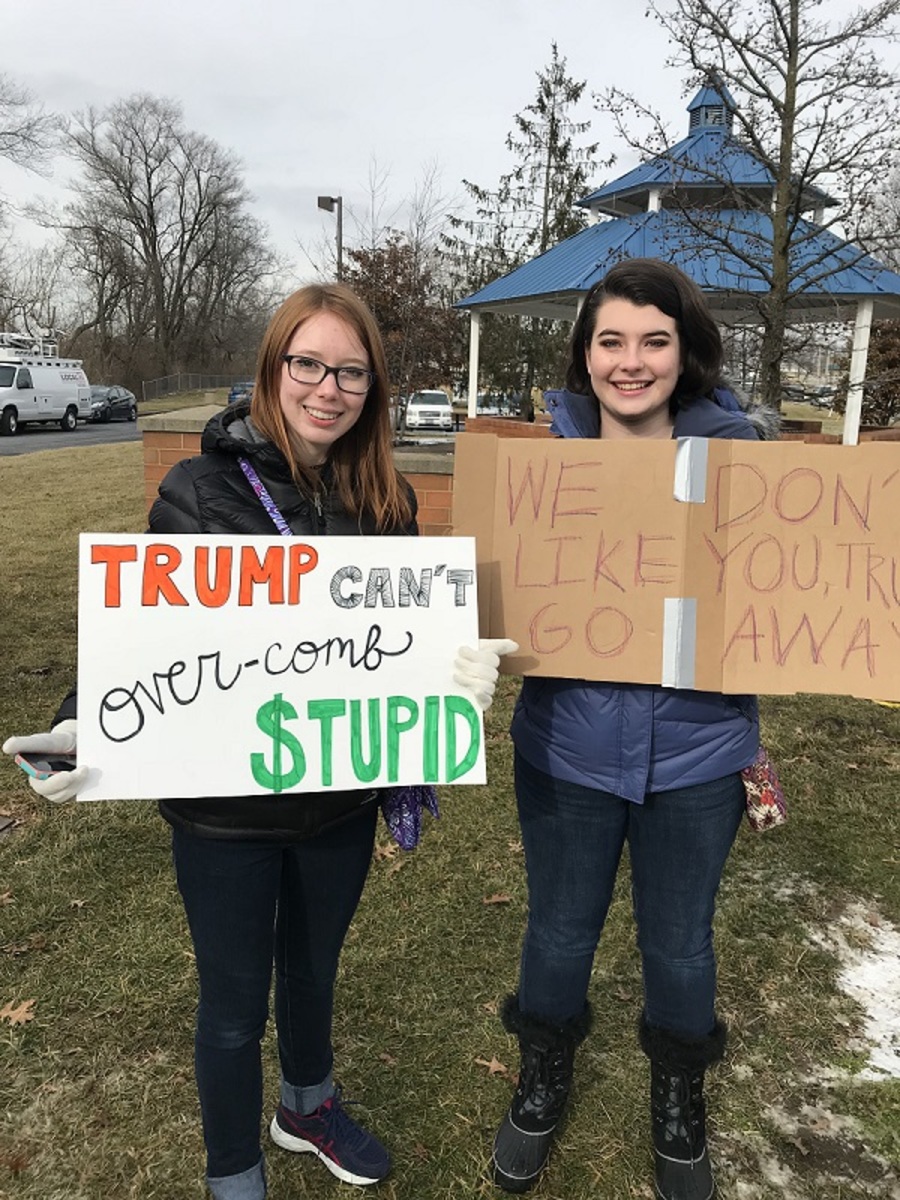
[453,639,519,712]
[2,718,90,804]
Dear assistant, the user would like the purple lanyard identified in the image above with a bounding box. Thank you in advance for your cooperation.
[238,457,294,536]
[238,460,438,848]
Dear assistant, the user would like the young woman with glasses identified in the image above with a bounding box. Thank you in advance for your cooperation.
[4,283,513,1199]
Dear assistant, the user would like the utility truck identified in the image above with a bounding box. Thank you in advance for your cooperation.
[0,332,91,436]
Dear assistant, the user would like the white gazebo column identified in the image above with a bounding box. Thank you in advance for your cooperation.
[466,310,481,419]
[842,298,873,446]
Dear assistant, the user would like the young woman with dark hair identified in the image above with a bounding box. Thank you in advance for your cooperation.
[492,259,772,1200]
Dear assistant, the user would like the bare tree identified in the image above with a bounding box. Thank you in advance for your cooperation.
[0,242,69,337]
[595,0,900,408]
[344,163,465,406]
[0,74,61,335]
[0,74,58,178]
[46,94,279,379]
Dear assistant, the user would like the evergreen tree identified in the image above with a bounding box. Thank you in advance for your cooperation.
[446,44,603,416]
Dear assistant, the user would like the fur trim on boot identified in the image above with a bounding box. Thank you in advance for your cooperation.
[500,993,593,1048]
[638,1016,727,1072]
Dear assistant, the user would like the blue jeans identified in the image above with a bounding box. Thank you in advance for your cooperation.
[514,750,744,1038]
[172,805,378,1194]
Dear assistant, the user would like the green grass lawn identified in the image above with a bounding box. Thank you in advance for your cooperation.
[139,390,228,417]
[1,444,898,1199]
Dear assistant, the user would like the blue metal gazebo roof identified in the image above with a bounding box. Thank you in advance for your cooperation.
[576,81,835,217]
[580,128,771,198]
[455,208,900,323]
[455,82,898,322]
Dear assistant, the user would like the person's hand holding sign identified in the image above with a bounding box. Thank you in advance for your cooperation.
[3,719,89,803]
[454,639,519,711]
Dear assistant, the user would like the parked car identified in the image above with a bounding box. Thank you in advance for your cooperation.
[228,380,254,405]
[809,385,838,409]
[403,390,453,431]
[89,385,138,422]
[780,383,806,401]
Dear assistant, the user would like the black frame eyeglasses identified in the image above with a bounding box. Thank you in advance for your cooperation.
[281,354,375,395]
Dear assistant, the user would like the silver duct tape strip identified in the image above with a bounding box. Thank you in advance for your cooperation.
[663,440,705,687]
[662,597,697,689]
[673,437,708,503]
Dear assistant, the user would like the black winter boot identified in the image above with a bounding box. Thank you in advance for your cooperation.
[492,995,592,1193]
[639,1017,727,1200]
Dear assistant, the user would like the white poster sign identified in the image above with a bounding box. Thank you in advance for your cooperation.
[76,535,483,800]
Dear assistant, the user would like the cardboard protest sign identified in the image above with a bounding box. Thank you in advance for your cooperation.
[452,433,900,701]
[76,535,482,800]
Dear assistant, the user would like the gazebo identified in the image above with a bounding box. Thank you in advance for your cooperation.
[455,83,900,444]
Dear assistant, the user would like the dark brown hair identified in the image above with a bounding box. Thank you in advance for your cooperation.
[565,258,724,406]
[250,283,412,530]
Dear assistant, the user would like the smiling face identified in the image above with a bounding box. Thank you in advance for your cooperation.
[279,311,371,466]
[584,297,682,440]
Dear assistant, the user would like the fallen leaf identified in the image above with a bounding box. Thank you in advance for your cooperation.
[386,859,405,877]
[482,893,511,905]
[374,841,399,862]
[2,934,46,957]
[475,1055,510,1077]
[507,840,523,853]
[379,1051,398,1066]
[481,999,499,1015]
[0,1148,30,1173]
[411,1142,430,1161]
[0,998,36,1026]
[69,899,87,910]
[0,891,13,906]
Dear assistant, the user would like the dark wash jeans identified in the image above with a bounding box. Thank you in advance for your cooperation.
[172,805,378,1182]
[514,750,744,1038]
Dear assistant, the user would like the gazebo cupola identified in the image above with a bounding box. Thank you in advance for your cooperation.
[577,80,835,223]
[687,81,736,134]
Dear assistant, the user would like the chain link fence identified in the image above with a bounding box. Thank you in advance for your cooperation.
[141,372,253,402]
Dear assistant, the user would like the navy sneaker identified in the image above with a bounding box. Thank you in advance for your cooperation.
[269,1087,391,1186]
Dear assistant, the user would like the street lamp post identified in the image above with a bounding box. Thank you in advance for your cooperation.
[317,194,343,282]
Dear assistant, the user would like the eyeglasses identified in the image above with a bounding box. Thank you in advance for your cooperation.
[281,354,375,395]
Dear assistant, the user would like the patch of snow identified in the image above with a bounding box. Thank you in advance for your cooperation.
[808,900,900,1079]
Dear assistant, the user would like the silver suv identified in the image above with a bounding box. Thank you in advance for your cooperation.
[404,390,453,431]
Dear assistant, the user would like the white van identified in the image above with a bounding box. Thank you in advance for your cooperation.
[403,389,453,432]
[0,333,92,436]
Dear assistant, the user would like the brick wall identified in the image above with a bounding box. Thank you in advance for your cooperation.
[141,409,900,538]
[143,429,202,511]
[141,409,457,535]
[403,471,454,536]
[464,415,553,438]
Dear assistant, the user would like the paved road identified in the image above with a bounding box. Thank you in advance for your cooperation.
[0,421,457,459]
[0,420,142,457]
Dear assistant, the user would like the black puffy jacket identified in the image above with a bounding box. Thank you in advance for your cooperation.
[57,402,418,840]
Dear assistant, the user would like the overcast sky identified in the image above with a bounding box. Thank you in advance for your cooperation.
[0,0,696,282]
[2,0,896,286]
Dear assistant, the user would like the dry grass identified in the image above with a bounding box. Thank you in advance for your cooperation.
[1,444,898,1199]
